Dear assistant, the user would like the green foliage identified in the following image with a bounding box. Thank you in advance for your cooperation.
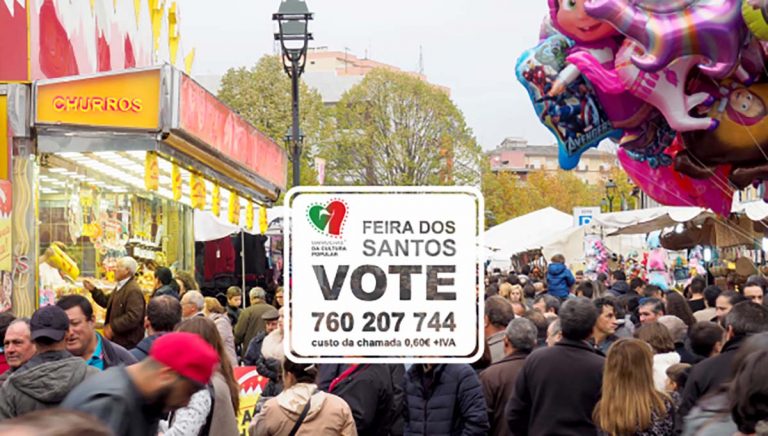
[217,55,333,189]
[319,68,482,186]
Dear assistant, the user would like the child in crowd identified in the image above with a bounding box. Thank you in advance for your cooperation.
[665,363,691,409]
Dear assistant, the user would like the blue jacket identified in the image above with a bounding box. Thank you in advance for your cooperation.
[546,263,575,298]
[403,364,489,435]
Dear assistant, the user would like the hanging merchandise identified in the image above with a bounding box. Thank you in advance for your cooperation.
[172,162,182,201]
[245,201,254,230]
[212,183,220,217]
[46,243,80,280]
[190,173,206,210]
[229,192,240,225]
[67,185,83,244]
[145,152,159,191]
[647,231,672,290]
[259,205,268,234]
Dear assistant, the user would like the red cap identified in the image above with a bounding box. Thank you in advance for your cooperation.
[149,332,219,385]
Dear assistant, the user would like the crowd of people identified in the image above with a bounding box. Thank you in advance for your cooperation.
[0,254,767,435]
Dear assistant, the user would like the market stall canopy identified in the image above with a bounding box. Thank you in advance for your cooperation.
[484,207,573,258]
[597,207,709,235]
[30,65,287,204]
[660,215,760,250]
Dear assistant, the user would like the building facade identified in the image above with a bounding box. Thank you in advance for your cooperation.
[488,137,617,185]
[303,47,450,105]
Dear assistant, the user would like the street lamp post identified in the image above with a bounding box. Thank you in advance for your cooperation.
[605,179,617,213]
[273,0,313,188]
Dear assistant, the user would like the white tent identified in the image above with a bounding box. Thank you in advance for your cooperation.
[484,207,573,269]
[194,206,285,242]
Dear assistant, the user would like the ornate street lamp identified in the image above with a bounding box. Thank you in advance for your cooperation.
[274,0,313,187]
[605,179,617,213]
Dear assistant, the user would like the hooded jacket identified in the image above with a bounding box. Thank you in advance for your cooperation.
[250,383,356,436]
[0,350,97,418]
[546,263,575,298]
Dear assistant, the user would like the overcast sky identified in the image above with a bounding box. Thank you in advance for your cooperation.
[182,0,552,150]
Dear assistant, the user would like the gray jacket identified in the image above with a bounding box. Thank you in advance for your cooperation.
[682,391,738,436]
[62,366,165,436]
[0,350,97,419]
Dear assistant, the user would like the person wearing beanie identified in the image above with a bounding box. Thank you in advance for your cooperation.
[0,306,97,419]
[62,332,219,436]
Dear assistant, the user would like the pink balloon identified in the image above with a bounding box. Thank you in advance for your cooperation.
[618,141,733,215]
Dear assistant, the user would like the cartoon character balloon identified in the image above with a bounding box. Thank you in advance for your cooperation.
[678,82,768,190]
[546,0,653,131]
[517,34,620,169]
[568,40,719,132]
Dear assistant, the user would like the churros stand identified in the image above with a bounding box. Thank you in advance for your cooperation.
[6,65,287,316]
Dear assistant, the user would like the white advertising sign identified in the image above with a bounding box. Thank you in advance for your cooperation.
[574,206,600,227]
[285,186,484,363]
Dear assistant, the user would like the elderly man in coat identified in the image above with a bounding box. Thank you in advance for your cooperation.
[84,257,146,350]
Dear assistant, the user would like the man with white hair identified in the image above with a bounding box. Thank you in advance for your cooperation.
[234,287,273,359]
[83,257,146,349]
[179,291,205,320]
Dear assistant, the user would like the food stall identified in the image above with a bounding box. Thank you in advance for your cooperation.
[7,65,287,317]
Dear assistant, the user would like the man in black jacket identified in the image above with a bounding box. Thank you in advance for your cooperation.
[328,364,395,436]
[678,301,768,425]
[506,297,604,435]
[57,295,137,370]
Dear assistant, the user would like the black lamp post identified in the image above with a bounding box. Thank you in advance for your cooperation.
[605,179,617,212]
[274,0,313,188]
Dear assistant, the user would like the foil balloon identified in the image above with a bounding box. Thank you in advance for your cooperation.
[585,0,749,80]
[546,0,653,146]
[678,82,768,189]
[516,34,620,169]
[619,138,734,216]
[568,40,718,132]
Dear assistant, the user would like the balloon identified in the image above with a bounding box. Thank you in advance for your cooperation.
[568,40,718,133]
[516,34,621,170]
[618,138,734,216]
[545,0,654,145]
[743,0,768,41]
[678,82,768,189]
[585,0,749,80]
